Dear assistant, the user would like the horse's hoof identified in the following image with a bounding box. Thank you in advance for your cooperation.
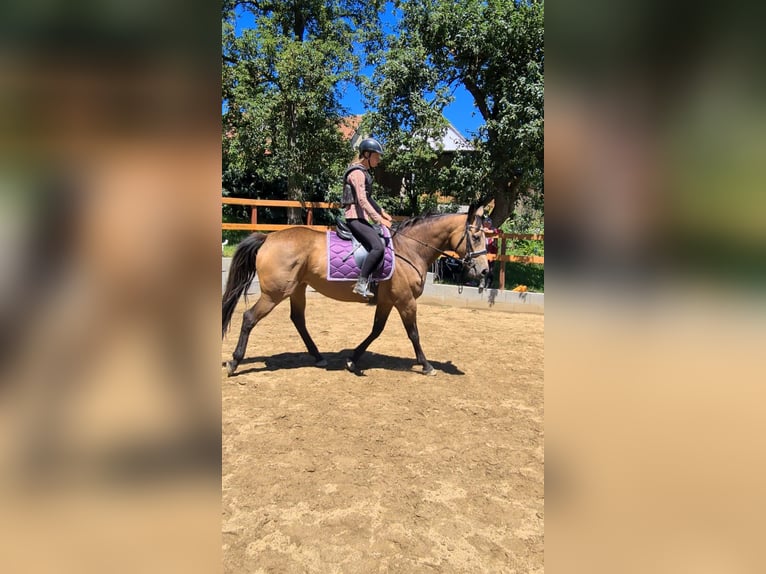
[226,361,238,377]
[315,358,328,367]
[345,358,356,372]
[423,365,437,376]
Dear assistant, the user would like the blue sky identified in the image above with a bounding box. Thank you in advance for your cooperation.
[230,3,483,140]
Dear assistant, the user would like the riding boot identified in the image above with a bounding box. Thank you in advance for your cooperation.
[352,277,374,298]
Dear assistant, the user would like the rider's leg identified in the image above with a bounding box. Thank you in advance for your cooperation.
[347,220,383,297]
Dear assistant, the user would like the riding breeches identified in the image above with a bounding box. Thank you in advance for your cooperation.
[347,219,384,278]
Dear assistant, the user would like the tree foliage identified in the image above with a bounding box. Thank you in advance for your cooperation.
[222,0,383,223]
[366,0,544,225]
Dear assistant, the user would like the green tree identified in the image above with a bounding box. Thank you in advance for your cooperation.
[222,0,383,223]
[366,0,544,225]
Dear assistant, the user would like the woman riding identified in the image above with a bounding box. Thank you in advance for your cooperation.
[342,137,393,298]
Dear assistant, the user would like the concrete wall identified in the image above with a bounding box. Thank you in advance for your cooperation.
[223,258,543,314]
[417,276,543,314]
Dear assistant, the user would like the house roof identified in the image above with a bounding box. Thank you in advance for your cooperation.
[339,115,363,141]
[428,121,473,151]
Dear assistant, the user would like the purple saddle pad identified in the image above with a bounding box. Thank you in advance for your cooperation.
[326,227,395,281]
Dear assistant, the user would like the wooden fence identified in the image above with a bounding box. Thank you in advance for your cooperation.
[222,197,543,289]
[486,234,543,291]
[222,198,340,231]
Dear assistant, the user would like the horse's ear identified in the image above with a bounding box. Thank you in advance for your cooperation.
[466,202,484,226]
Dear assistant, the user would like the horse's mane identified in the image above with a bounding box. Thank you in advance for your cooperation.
[395,212,454,232]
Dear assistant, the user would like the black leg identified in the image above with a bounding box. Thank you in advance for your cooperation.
[397,302,434,375]
[227,295,278,376]
[347,302,393,372]
[290,286,326,366]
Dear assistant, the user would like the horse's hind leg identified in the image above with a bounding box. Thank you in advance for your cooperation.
[289,285,327,367]
[226,294,280,376]
[396,301,435,375]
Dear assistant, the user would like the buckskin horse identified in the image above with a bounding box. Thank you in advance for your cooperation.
[222,205,489,376]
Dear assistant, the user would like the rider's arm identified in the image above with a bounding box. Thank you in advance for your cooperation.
[368,194,393,222]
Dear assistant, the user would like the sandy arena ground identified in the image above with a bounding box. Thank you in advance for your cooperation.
[222,295,544,573]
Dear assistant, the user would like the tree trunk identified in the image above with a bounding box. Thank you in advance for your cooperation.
[488,176,523,228]
[407,180,419,215]
[286,99,302,225]
[287,173,303,225]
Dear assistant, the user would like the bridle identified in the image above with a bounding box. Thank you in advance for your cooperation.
[452,224,488,266]
[393,222,487,268]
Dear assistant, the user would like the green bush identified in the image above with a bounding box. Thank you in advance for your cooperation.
[222,230,251,247]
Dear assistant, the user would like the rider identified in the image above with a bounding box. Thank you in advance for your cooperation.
[342,137,393,298]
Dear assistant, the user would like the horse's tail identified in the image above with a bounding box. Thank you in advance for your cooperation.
[222,233,268,337]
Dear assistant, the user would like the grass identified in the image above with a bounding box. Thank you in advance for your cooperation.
[499,262,544,292]
[433,261,544,292]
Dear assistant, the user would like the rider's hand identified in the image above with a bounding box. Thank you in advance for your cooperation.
[381,218,392,228]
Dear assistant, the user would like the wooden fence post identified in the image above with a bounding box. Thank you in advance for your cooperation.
[498,235,506,290]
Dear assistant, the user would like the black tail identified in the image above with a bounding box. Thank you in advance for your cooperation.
[222,233,268,337]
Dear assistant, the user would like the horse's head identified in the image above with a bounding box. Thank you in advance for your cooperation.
[448,204,491,284]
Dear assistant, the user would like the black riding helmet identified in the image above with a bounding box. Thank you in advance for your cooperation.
[358,137,384,157]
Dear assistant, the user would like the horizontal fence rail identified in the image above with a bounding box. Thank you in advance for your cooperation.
[222,198,341,231]
[223,198,543,289]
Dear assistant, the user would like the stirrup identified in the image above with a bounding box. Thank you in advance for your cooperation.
[352,280,374,298]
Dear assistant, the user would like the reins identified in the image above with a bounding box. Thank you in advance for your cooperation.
[393,229,458,261]
[393,222,487,267]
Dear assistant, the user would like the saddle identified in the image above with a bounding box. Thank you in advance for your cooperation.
[334,218,354,241]
[326,219,395,281]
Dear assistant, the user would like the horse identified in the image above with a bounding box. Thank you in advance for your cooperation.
[222,204,490,376]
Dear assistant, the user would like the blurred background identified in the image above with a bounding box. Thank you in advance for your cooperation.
[0,1,221,573]
[546,0,766,572]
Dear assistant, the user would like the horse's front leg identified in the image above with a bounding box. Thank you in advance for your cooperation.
[346,301,393,372]
[290,286,327,367]
[397,301,435,375]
